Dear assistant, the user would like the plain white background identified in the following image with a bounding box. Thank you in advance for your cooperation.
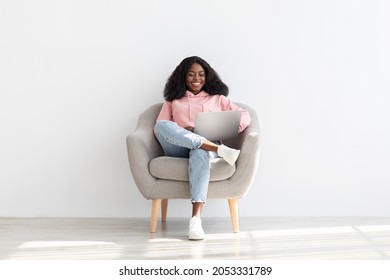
[1,0,389,218]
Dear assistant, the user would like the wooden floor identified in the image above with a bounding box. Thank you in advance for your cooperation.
[1,217,390,260]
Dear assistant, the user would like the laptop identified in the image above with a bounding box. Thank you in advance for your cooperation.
[194,110,241,141]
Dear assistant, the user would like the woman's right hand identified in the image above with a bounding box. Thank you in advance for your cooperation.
[184,126,195,132]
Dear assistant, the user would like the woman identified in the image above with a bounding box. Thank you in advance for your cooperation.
[154,56,251,240]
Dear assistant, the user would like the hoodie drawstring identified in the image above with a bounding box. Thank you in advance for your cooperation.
[187,92,205,123]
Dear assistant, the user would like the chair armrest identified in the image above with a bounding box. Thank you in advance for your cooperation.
[126,127,163,199]
[225,103,261,197]
[236,127,260,170]
[225,129,260,197]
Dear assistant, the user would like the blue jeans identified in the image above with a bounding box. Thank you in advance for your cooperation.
[154,120,218,203]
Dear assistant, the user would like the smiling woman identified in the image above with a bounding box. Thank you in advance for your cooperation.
[153,56,252,240]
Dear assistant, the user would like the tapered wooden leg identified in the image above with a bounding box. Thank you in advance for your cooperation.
[228,198,240,233]
[150,199,162,233]
[161,199,168,222]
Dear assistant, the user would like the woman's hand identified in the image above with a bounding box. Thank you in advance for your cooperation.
[184,126,195,132]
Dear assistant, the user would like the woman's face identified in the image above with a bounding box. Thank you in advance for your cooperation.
[186,63,206,95]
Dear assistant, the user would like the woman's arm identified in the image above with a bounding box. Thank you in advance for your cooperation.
[220,96,251,132]
[156,101,172,121]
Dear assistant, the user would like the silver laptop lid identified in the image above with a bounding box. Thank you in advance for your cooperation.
[194,111,241,141]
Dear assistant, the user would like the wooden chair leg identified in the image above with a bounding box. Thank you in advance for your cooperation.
[150,199,162,233]
[228,198,240,233]
[161,199,168,222]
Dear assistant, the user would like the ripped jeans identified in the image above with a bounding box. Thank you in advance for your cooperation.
[153,120,218,203]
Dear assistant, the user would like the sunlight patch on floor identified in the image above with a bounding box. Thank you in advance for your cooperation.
[18,241,116,248]
[148,238,184,243]
[8,241,123,260]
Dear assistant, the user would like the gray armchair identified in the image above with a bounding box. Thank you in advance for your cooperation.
[126,102,260,233]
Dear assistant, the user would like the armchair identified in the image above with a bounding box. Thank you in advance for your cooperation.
[126,102,260,233]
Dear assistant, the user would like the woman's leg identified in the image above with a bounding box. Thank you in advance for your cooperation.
[154,120,239,240]
[154,121,190,157]
[188,148,218,240]
[192,203,203,217]
[154,120,205,151]
[155,120,240,165]
[189,148,212,204]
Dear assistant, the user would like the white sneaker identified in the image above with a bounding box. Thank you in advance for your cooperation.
[217,144,240,166]
[188,216,205,240]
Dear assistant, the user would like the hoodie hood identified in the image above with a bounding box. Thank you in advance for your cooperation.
[184,90,210,123]
[184,90,209,98]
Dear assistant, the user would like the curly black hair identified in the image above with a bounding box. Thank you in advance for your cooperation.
[163,56,229,101]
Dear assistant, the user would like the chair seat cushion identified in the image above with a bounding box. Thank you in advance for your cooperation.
[149,156,236,181]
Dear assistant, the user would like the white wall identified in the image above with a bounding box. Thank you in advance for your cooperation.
[1,0,389,217]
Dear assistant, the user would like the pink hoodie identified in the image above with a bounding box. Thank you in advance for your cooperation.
[157,90,251,133]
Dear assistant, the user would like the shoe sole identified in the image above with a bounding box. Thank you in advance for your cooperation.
[188,232,205,240]
[188,236,204,240]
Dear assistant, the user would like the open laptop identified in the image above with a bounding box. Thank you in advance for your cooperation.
[194,110,242,141]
